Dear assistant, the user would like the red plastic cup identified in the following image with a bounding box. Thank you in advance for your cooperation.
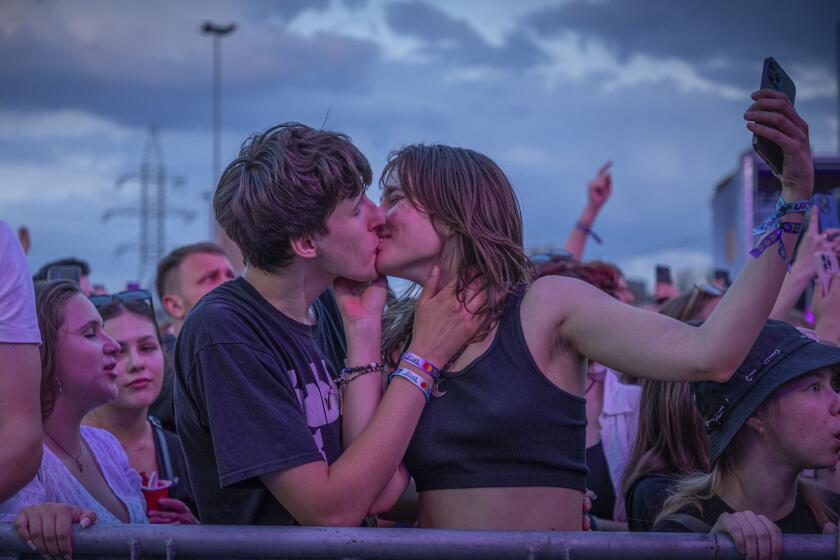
[141,479,173,512]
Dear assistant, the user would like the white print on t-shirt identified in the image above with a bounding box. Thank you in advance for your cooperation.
[286,359,340,461]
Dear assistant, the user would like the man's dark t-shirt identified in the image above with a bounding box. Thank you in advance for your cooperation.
[174,277,346,525]
[652,490,840,533]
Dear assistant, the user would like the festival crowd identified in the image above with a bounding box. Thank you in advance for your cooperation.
[2,87,840,560]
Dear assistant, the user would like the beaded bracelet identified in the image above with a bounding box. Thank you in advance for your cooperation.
[335,362,385,394]
[750,196,810,270]
[388,367,431,401]
[400,352,441,380]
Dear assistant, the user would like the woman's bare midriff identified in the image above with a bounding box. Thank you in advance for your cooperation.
[416,486,584,530]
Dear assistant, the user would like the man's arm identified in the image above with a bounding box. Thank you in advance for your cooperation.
[0,343,42,502]
[261,269,485,526]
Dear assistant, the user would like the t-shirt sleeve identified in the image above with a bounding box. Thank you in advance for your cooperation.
[0,221,40,344]
[193,341,325,488]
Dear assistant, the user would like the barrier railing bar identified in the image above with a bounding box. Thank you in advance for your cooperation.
[0,524,835,559]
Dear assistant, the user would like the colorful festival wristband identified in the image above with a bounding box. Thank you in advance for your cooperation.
[400,352,441,380]
[388,367,432,401]
[749,221,804,269]
[750,196,810,269]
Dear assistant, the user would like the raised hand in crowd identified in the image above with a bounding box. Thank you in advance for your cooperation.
[564,160,612,260]
[14,503,96,559]
[770,205,840,322]
[813,275,840,346]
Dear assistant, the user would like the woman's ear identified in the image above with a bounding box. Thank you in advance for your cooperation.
[745,416,765,435]
[290,236,317,260]
[432,217,454,237]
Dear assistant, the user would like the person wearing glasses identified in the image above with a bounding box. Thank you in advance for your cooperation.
[84,290,197,524]
[372,88,813,530]
[1,281,149,559]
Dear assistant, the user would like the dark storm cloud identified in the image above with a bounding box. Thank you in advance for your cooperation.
[384,1,548,69]
[0,0,378,128]
[528,0,839,69]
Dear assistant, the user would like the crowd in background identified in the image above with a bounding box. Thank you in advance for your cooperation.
[0,87,838,560]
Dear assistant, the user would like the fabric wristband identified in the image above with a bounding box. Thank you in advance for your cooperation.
[576,222,603,244]
[750,196,810,270]
[388,367,431,401]
[400,352,441,380]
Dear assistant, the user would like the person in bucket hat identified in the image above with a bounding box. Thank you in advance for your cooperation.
[653,320,840,560]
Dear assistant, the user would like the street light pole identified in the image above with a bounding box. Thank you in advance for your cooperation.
[201,21,236,243]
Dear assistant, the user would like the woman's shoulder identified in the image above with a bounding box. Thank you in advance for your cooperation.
[81,424,123,450]
[81,425,133,469]
[631,473,677,499]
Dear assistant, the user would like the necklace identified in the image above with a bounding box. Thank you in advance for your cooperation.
[584,378,599,395]
[45,430,84,472]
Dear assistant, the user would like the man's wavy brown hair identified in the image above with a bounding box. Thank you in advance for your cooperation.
[214,123,371,272]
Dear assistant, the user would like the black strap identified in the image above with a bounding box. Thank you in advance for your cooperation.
[667,513,713,533]
[149,416,176,484]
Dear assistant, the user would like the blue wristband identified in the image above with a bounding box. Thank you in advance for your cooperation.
[400,352,440,380]
[388,368,431,401]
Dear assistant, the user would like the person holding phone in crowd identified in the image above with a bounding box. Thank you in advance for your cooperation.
[373,88,813,530]
[1,281,149,559]
[84,290,197,524]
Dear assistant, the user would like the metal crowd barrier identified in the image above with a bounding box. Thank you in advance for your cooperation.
[0,524,837,559]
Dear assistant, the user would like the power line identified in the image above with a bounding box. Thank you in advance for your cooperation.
[103,125,195,286]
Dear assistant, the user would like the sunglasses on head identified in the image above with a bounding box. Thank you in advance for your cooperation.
[530,249,573,264]
[89,289,154,312]
[680,283,726,322]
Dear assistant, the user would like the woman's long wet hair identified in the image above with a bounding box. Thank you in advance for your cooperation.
[379,144,531,364]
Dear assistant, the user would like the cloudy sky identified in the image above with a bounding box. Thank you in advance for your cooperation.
[1,0,837,292]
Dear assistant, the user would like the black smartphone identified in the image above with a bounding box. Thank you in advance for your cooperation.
[47,264,82,286]
[813,193,840,233]
[752,57,796,176]
[655,265,672,285]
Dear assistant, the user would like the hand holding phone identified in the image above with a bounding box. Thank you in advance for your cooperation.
[751,57,796,176]
[654,265,678,304]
